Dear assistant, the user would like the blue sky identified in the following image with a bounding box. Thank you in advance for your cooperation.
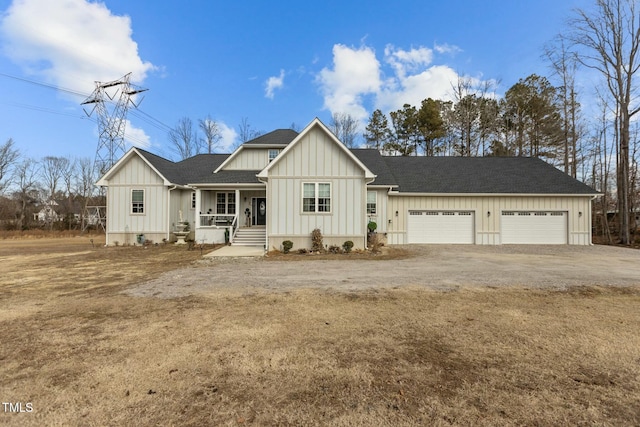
[0,0,594,162]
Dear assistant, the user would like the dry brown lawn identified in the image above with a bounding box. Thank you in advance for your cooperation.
[1,237,639,426]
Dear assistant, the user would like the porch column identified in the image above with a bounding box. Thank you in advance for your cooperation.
[195,188,202,227]
[235,189,240,218]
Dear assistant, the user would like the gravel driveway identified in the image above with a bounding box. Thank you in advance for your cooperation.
[126,244,640,298]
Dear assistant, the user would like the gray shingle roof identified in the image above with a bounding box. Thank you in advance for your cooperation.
[351,149,397,187]
[135,147,596,195]
[136,149,229,185]
[243,129,298,145]
[190,170,262,185]
[379,156,597,194]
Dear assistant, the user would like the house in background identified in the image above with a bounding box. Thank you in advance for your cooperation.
[97,118,598,248]
[33,199,61,224]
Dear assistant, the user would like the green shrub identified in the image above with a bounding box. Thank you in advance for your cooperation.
[342,240,354,253]
[282,240,293,254]
[367,221,377,232]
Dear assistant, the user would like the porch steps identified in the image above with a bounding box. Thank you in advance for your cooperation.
[232,226,266,247]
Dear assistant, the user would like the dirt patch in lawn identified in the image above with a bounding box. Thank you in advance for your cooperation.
[1,238,639,426]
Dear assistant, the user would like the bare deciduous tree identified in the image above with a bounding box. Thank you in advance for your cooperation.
[199,115,222,154]
[329,112,359,148]
[41,156,70,200]
[13,158,40,230]
[0,138,20,194]
[569,0,640,244]
[237,117,262,145]
[169,117,198,160]
[544,36,582,177]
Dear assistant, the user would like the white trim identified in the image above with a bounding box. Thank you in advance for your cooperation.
[366,190,377,215]
[301,182,332,213]
[215,191,237,215]
[97,147,172,186]
[131,189,145,215]
[213,145,244,173]
[267,148,280,163]
[388,191,599,197]
[188,183,265,189]
[257,118,376,180]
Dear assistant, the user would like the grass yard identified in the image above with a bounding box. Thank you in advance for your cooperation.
[1,237,639,426]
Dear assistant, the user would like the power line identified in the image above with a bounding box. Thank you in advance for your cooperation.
[0,72,175,133]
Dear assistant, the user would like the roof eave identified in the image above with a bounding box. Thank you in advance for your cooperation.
[388,191,601,197]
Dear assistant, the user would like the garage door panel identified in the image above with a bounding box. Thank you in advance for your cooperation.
[501,211,567,244]
[408,211,474,244]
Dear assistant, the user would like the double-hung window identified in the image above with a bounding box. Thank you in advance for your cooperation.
[302,183,331,213]
[366,191,377,215]
[268,149,280,163]
[131,189,144,214]
[216,192,236,214]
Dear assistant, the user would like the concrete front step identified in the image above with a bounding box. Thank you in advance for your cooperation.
[233,227,265,246]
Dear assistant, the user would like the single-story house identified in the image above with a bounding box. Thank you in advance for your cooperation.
[97,118,598,248]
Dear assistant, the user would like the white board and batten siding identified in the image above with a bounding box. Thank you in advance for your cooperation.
[104,154,169,244]
[267,126,367,249]
[386,195,592,245]
[223,147,270,170]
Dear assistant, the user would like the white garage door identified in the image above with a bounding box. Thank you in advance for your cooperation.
[501,211,567,244]
[407,211,475,244]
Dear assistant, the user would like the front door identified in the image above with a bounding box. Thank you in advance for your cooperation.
[253,197,266,226]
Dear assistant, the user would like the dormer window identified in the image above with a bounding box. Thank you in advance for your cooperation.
[268,149,280,162]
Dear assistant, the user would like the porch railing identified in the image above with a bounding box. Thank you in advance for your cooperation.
[199,214,236,228]
[230,214,239,243]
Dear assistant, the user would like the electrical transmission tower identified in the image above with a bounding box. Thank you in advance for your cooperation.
[81,73,147,175]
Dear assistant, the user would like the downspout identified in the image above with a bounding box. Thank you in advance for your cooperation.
[590,195,599,246]
[167,185,177,242]
[258,176,268,251]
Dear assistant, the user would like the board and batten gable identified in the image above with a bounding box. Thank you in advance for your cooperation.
[385,194,593,245]
[264,123,370,249]
[101,152,170,245]
[221,147,274,170]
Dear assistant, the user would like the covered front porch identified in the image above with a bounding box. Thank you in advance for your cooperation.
[193,187,266,245]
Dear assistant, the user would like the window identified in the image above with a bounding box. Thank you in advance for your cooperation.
[302,183,331,213]
[268,149,280,163]
[191,192,196,209]
[367,191,377,215]
[216,192,236,214]
[131,189,144,214]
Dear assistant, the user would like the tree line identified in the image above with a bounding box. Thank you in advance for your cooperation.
[2,0,638,244]
[0,138,102,231]
[342,0,639,246]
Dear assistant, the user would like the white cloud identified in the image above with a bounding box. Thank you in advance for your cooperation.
[316,42,495,125]
[1,0,156,154]
[124,121,151,150]
[0,0,155,95]
[265,69,285,99]
[316,44,381,122]
[434,42,462,55]
[218,122,238,153]
[384,45,434,79]
[378,64,461,111]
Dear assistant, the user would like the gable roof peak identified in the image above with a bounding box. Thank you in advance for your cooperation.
[242,128,298,146]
